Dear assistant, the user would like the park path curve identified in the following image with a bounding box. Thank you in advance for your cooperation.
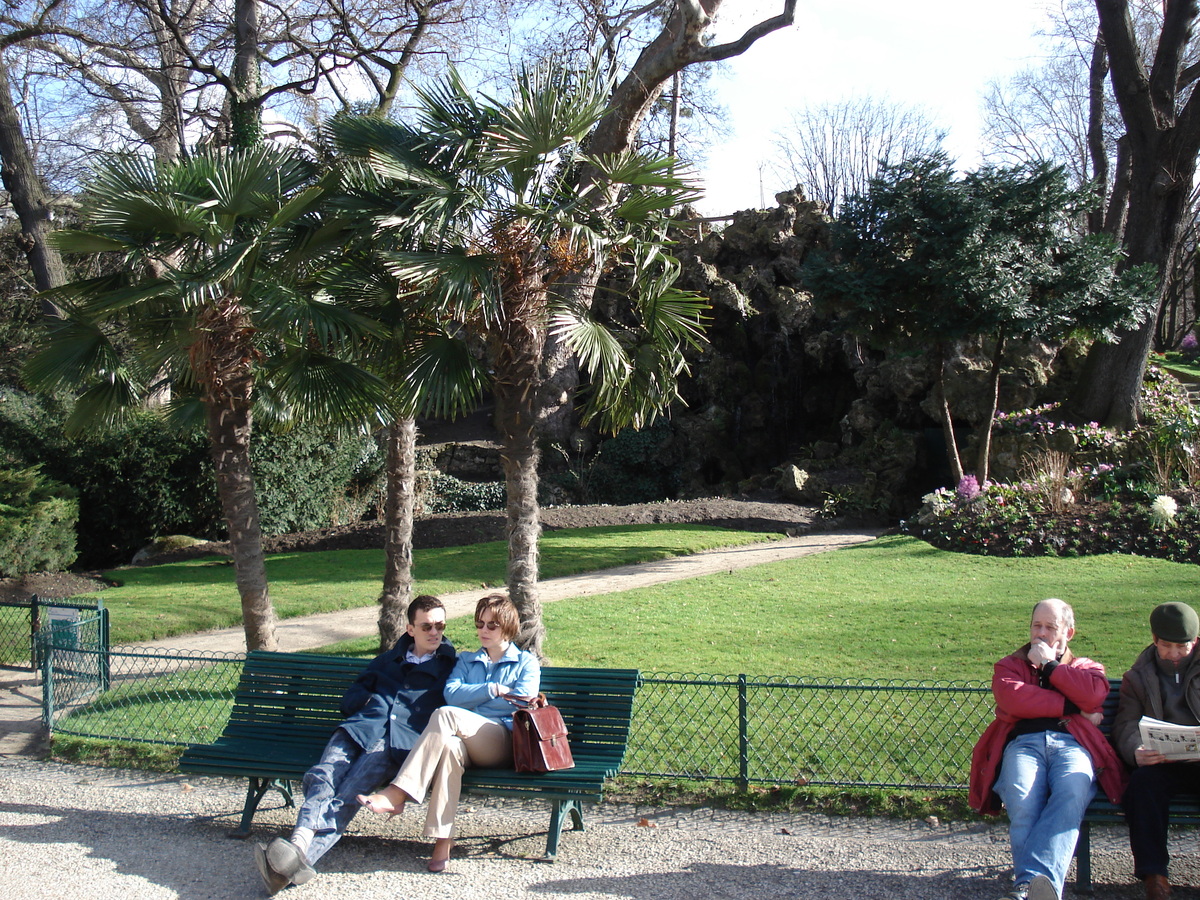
[130,529,882,654]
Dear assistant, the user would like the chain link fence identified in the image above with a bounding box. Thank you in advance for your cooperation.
[1,595,108,670]
[41,640,245,746]
[37,633,994,789]
[626,673,992,789]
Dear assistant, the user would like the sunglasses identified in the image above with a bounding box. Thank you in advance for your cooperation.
[475,620,502,631]
[416,622,446,633]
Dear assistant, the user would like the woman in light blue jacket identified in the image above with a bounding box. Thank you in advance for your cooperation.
[358,593,540,872]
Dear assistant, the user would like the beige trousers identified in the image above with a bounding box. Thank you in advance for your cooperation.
[391,706,512,839]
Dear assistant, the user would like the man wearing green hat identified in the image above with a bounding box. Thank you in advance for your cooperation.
[1113,601,1200,900]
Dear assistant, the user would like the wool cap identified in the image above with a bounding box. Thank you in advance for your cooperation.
[1151,602,1200,643]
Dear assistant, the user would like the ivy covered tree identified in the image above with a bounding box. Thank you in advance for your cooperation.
[803,152,1154,485]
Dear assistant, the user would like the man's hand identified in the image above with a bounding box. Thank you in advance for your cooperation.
[1028,638,1057,667]
[1135,745,1169,766]
[1081,711,1103,726]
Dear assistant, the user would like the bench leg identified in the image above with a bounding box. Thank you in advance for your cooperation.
[229,777,296,839]
[1074,821,1094,895]
[544,799,584,859]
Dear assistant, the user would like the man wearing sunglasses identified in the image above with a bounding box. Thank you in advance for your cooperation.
[253,594,457,894]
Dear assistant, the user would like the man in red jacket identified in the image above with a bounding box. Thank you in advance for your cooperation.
[970,598,1126,900]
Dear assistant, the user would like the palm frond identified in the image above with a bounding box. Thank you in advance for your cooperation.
[23,317,127,394]
[62,371,144,437]
[262,348,390,427]
[401,331,489,419]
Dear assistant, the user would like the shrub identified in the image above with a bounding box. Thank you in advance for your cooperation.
[252,428,384,534]
[547,423,680,506]
[417,472,505,514]
[0,465,78,575]
[0,392,221,566]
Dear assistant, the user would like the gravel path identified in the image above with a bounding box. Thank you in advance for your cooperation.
[0,757,1149,900]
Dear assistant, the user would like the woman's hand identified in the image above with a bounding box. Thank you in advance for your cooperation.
[1081,711,1103,726]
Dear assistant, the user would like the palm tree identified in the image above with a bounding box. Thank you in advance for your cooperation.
[25,147,388,651]
[313,251,487,649]
[332,67,708,658]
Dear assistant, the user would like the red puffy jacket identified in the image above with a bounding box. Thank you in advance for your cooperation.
[969,645,1127,815]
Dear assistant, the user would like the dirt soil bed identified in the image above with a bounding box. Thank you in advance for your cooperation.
[0,496,820,602]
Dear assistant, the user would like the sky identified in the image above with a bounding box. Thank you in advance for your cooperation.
[695,0,1059,214]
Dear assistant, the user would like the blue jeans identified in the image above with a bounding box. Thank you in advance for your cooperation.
[995,731,1097,895]
[294,728,398,865]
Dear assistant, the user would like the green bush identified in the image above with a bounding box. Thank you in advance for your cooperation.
[0,392,221,566]
[0,390,386,566]
[549,422,680,505]
[417,471,505,513]
[0,465,78,575]
[252,428,384,534]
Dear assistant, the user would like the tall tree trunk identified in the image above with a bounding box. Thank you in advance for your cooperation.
[231,0,262,149]
[1073,0,1200,428]
[538,0,797,442]
[378,415,417,650]
[196,298,275,651]
[495,245,548,659]
[0,51,66,308]
[975,330,1006,485]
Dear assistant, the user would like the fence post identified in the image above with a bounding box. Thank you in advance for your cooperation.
[39,630,53,730]
[737,673,749,790]
[97,600,110,691]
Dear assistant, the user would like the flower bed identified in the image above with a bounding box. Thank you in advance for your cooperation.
[904,367,1200,565]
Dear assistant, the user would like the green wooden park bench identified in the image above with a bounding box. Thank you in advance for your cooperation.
[1073,677,1200,893]
[178,650,640,858]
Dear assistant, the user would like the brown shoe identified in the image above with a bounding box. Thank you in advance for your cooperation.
[1145,874,1171,900]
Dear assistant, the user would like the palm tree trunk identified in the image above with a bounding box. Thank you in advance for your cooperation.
[196,298,275,651]
[378,415,416,650]
[494,252,548,659]
[206,393,275,651]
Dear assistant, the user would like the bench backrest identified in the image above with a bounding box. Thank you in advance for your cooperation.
[223,651,639,760]
[1098,677,1122,737]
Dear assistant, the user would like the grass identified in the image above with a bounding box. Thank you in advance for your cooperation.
[81,523,777,648]
[538,535,1197,683]
[1156,351,1200,382]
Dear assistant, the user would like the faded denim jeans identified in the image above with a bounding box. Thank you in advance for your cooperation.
[995,730,1097,896]
[295,728,397,865]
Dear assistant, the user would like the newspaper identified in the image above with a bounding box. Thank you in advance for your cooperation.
[1139,715,1200,759]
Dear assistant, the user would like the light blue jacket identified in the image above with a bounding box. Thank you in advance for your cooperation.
[444,644,541,730]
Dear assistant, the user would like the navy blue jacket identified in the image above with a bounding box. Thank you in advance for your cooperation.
[338,632,457,765]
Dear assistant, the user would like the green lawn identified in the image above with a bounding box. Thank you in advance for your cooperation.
[541,534,1198,683]
[1156,350,1200,382]
[87,523,778,647]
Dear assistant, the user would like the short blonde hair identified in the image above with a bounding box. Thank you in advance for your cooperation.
[475,592,520,641]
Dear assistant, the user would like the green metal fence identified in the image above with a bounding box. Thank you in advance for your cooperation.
[37,634,994,790]
[1,595,108,671]
[628,673,992,788]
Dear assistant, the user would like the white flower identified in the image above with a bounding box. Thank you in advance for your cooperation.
[1150,495,1178,528]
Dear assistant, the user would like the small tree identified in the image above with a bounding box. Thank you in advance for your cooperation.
[803,152,1154,485]
[332,66,708,658]
[25,147,388,650]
